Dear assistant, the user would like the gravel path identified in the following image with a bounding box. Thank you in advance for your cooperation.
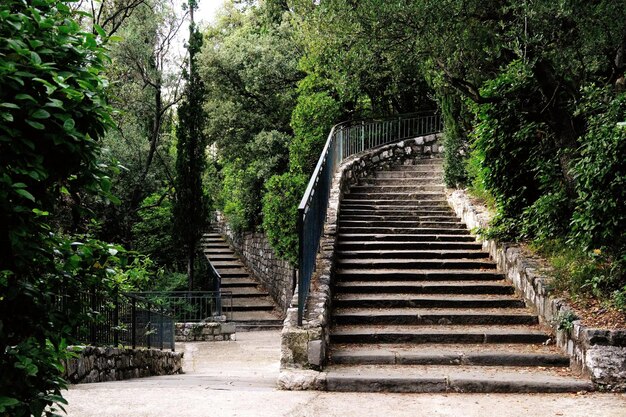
[64,331,626,417]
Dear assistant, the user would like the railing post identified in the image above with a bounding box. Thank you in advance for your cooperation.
[360,121,365,153]
[159,305,164,351]
[297,206,304,327]
[113,288,119,347]
[147,302,152,349]
[131,297,136,349]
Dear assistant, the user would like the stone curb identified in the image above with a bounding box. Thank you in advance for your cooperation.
[446,188,626,391]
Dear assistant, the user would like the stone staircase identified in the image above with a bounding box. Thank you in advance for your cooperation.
[325,157,593,392]
[201,230,283,331]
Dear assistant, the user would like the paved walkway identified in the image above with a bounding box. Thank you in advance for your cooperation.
[65,331,626,417]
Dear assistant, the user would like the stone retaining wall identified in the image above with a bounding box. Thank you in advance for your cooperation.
[64,346,183,384]
[175,321,236,342]
[279,134,443,389]
[447,189,626,390]
[215,213,294,314]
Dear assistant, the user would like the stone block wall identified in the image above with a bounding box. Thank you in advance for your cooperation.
[447,189,626,390]
[279,134,443,388]
[64,346,183,384]
[175,321,236,342]
[214,213,295,314]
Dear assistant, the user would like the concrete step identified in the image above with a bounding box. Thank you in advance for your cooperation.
[333,294,525,309]
[216,269,250,278]
[202,247,233,253]
[336,258,497,270]
[205,254,238,261]
[211,260,245,268]
[346,193,446,201]
[335,269,504,282]
[340,227,471,235]
[339,220,467,229]
[323,365,592,393]
[332,308,538,326]
[338,233,477,242]
[337,249,489,260]
[330,324,552,345]
[387,164,443,170]
[334,281,514,295]
[339,214,459,222]
[360,177,443,185]
[340,207,453,215]
[330,343,569,367]
[341,199,450,207]
[230,298,275,311]
[350,185,446,193]
[220,278,258,287]
[337,241,483,251]
[375,170,443,179]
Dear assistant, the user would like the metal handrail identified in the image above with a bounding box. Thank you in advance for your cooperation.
[296,111,442,325]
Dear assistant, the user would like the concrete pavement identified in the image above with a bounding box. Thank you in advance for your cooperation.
[64,331,626,417]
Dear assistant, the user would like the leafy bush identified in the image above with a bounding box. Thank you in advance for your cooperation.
[0,0,115,414]
[262,172,308,264]
[289,91,341,174]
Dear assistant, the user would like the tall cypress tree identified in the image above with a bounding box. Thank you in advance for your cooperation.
[173,0,207,291]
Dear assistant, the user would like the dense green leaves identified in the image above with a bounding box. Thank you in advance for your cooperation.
[0,0,115,414]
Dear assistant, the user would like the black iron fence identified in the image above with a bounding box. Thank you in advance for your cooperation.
[297,112,443,325]
[56,290,176,351]
[130,291,233,323]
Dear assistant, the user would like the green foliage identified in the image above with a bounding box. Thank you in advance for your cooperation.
[174,10,208,290]
[219,164,261,232]
[570,90,626,259]
[0,0,115,414]
[289,90,341,173]
[440,92,469,187]
[262,172,308,264]
[132,192,180,268]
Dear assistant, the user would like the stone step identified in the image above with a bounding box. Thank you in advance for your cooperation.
[225,287,267,296]
[337,241,483,251]
[323,365,592,393]
[404,158,443,165]
[350,185,446,193]
[339,220,467,229]
[341,199,450,207]
[330,324,552,345]
[230,298,275,311]
[334,281,514,295]
[337,249,489,260]
[339,227,471,235]
[338,233,477,243]
[220,278,258,287]
[335,269,504,282]
[340,207,453,215]
[332,308,538,326]
[346,193,446,201]
[202,247,233,253]
[211,260,245,268]
[333,294,525,309]
[387,164,443,170]
[374,170,443,179]
[336,258,497,270]
[204,254,238,261]
[329,343,569,367]
[339,214,459,222]
[216,269,250,278]
[360,177,443,186]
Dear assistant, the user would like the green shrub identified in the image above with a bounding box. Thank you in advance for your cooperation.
[262,172,308,264]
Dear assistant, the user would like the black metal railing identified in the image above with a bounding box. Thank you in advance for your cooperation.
[130,291,233,323]
[297,112,442,325]
[56,290,176,351]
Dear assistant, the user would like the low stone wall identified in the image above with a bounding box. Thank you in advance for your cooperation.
[279,134,443,389]
[215,214,294,315]
[175,321,236,342]
[64,346,183,384]
[447,189,626,390]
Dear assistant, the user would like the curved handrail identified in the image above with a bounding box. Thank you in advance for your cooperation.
[296,111,442,325]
